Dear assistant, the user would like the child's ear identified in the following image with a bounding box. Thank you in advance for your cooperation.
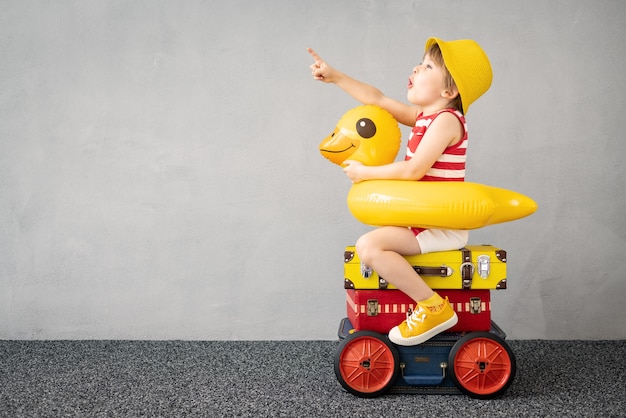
[441,87,459,99]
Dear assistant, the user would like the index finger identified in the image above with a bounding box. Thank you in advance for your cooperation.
[307,47,322,63]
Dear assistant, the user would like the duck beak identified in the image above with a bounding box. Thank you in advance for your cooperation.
[319,127,360,166]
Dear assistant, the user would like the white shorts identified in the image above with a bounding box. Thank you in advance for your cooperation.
[413,228,469,254]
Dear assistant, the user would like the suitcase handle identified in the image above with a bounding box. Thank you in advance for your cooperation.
[412,266,453,277]
[379,265,452,289]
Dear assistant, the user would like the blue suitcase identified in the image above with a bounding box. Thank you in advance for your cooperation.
[334,318,516,398]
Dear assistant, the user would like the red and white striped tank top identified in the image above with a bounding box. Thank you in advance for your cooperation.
[405,109,468,182]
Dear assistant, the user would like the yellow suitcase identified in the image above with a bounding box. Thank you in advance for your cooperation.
[343,245,507,290]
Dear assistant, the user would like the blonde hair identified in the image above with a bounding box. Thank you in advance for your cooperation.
[426,44,463,113]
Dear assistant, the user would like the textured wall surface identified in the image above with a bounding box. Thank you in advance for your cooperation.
[1,0,625,340]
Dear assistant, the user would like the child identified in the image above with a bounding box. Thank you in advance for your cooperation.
[308,38,492,346]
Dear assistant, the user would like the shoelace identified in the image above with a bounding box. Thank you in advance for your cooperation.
[406,305,427,330]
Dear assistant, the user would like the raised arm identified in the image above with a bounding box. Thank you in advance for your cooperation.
[308,48,419,127]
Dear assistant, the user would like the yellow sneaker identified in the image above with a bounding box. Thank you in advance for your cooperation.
[388,299,458,346]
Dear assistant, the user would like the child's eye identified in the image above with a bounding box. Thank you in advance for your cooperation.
[426,64,433,69]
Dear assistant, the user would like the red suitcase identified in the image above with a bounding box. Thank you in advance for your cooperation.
[346,288,491,334]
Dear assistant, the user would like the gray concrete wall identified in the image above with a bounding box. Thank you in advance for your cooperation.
[1,0,625,340]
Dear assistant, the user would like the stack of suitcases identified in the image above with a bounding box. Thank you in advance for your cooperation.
[343,244,508,335]
[335,243,518,399]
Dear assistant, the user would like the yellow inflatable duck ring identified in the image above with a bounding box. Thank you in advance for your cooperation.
[321,106,537,230]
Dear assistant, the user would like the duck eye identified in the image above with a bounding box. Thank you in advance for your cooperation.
[356,118,376,138]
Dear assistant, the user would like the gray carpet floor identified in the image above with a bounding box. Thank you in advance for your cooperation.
[1,339,625,417]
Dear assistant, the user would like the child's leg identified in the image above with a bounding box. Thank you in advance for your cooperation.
[356,226,458,346]
[356,226,433,301]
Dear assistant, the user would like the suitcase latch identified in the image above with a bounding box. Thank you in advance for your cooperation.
[477,255,490,278]
[469,297,482,314]
[361,262,373,279]
[366,300,379,316]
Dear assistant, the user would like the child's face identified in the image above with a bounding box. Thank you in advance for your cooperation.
[407,53,447,108]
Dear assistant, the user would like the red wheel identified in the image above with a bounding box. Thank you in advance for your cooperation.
[334,331,399,398]
[449,332,516,399]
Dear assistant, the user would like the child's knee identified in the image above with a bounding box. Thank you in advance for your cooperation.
[355,234,376,266]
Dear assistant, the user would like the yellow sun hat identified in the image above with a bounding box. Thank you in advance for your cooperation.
[425,37,492,114]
